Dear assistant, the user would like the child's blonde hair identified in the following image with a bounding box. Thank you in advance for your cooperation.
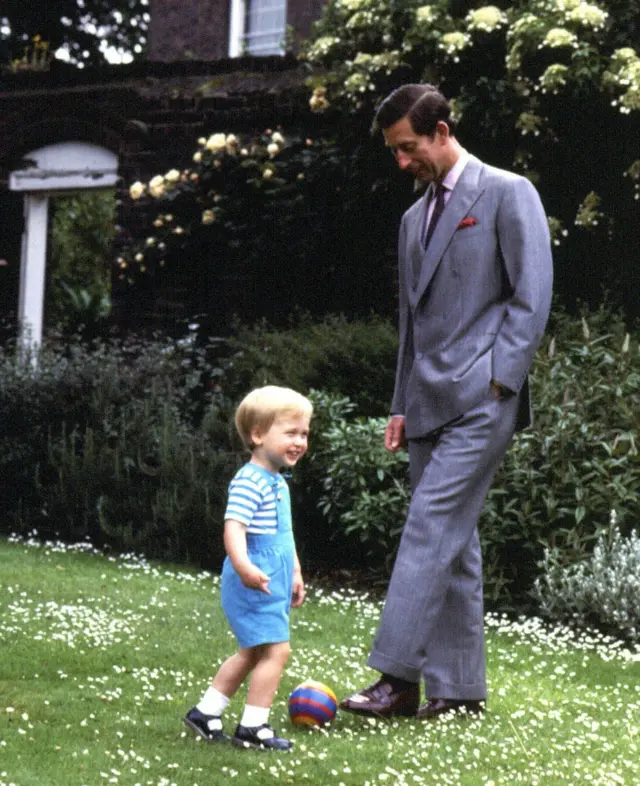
[235,385,313,450]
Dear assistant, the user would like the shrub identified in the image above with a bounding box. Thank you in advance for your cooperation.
[299,304,640,612]
[533,514,640,642]
[0,330,236,567]
[206,312,398,417]
[313,407,409,570]
[480,303,640,609]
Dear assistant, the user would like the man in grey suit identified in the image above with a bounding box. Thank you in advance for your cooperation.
[340,84,553,720]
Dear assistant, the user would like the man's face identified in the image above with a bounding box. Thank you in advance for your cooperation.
[383,116,446,183]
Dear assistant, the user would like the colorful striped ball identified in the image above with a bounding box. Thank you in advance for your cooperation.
[288,680,338,727]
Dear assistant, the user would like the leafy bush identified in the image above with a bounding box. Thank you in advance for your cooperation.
[219,313,398,417]
[0,330,237,566]
[299,305,640,612]
[2,305,637,619]
[313,408,409,569]
[480,303,640,608]
[533,515,640,642]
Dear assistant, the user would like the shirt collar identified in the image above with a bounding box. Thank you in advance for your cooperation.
[441,148,470,192]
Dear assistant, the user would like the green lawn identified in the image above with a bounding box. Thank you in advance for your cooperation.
[1,535,639,786]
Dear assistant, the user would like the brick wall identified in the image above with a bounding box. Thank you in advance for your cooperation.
[149,0,326,61]
[148,0,231,62]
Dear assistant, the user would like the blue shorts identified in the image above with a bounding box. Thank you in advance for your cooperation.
[221,543,294,648]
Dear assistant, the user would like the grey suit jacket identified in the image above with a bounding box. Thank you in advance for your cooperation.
[391,155,553,439]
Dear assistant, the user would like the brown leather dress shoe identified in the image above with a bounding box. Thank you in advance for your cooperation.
[417,698,485,720]
[339,678,420,718]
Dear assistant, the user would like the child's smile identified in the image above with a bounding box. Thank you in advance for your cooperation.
[250,414,310,473]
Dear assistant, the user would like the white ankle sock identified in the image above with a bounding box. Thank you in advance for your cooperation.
[197,686,230,717]
[240,704,270,729]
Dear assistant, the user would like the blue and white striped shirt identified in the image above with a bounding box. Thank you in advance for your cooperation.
[224,463,283,535]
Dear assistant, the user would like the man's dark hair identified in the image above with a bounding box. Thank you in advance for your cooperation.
[371,84,457,137]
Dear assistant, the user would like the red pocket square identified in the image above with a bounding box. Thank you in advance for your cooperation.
[458,216,478,229]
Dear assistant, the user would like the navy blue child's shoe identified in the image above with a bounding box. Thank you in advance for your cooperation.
[232,723,293,751]
[183,707,229,742]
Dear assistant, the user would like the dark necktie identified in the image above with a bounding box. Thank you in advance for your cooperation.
[424,182,446,248]
[413,183,446,287]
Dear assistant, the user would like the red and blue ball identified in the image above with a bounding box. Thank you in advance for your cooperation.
[288,680,337,727]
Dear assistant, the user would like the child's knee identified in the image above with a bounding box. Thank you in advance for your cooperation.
[279,641,291,664]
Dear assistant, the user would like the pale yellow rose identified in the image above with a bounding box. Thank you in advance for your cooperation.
[202,209,216,225]
[206,133,227,152]
[129,181,146,200]
[165,169,180,183]
[267,142,280,158]
[148,175,165,198]
[271,131,285,145]
[135,252,144,262]
[263,168,274,179]
[193,151,203,163]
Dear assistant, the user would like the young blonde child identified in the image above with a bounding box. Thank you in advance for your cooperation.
[184,385,312,751]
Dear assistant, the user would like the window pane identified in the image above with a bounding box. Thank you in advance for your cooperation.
[244,0,287,55]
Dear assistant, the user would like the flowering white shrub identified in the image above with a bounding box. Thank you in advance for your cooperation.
[465,6,508,33]
[539,63,570,93]
[540,27,578,48]
[565,3,608,29]
[438,31,471,61]
[603,47,640,114]
[415,4,435,24]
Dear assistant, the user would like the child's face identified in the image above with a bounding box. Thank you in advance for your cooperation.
[250,413,310,473]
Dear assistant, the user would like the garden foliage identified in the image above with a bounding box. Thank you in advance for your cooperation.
[0,305,638,618]
[48,191,115,336]
[534,516,640,642]
[118,1,640,327]
[118,130,409,329]
[303,0,640,315]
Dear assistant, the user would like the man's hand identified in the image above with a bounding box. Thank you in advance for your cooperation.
[291,569,305,608]
[490,379,515,400]
[237,563,271,594]
[384,416,406,453]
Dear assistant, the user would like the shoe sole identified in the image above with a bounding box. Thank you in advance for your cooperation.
[231,737,293,752]
[339,704,418,719]
[416,707,485,721]
[183,716,230,742]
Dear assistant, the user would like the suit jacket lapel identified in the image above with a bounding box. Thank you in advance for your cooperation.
[413,156,485,300]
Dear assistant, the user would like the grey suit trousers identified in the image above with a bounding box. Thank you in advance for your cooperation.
[367,390,520,700]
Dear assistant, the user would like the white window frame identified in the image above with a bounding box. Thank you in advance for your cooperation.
[228,0,287,57]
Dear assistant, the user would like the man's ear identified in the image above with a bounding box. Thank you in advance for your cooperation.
[435,120,450,139]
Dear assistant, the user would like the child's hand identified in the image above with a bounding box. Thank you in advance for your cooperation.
[291,571,305,607]
[238,563,271,594]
